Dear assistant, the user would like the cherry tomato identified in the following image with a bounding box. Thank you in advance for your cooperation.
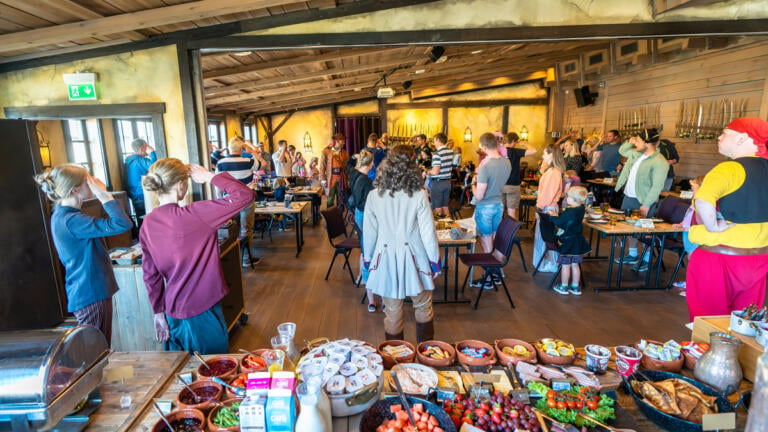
[566,400,576,409]
[546,390,556,400]
[546,399,557,408]
[461,417,474,425]
[575,400,584,409]
[556,401,567,410]
[586,400,598,410]
[491,413,502,424]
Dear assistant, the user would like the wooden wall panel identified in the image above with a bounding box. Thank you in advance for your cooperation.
[556,40,768,179]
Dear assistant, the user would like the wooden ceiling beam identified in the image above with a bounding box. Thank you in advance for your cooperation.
[0,0,307,54]
[203,46,408,79]
[412,72,548,99]
[206,53,428,96]
[235,89,380,114]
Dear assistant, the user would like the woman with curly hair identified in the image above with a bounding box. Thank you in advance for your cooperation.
[363,145,441,342]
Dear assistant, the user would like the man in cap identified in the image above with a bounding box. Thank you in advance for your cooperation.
[124,138,156,221]
[686,117,768,320]
[613,128,669,271]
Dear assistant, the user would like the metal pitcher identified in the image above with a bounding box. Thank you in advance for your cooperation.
[694,331,743,393]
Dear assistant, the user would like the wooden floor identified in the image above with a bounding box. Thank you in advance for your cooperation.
[229,214,693,352]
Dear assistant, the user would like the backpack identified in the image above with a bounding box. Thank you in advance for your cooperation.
[346,174,361,209]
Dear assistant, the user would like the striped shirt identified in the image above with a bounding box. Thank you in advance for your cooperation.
[431,146,454,180]
[216,154,255,184]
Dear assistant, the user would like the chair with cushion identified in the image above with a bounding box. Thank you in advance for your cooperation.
[532,211,587,291]
[639,196,691,288]
[458,217,523,309]
[321,206,361,284]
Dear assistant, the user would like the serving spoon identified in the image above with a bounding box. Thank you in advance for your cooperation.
[152,401,176,432]
[193,351,211,371]
[578,412,637,432]
[211,376,246,397]
[176,373,200,403]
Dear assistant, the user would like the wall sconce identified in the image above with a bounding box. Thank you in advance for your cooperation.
[303,131,312,152]
[36,127,51,168]
[520,125,529,142]
[463,126,472,143]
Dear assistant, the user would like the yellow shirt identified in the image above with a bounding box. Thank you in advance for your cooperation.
[689,159,768,247]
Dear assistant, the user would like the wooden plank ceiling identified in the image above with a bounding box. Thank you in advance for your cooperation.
[0,0,351,59]
[201,41,608,115]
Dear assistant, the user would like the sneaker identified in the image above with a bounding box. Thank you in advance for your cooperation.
[483,279,494,290]
[242,260,252,268]
[367,304,376,313]
[252,257,262,265]
[678,291,687,297]
[553,284,570,295]
[614,254,639,265]
[469,278,485,288]
[569,285,582,296]
[672,281,686,289]
[491,274,502,286]
[632,261,650,272]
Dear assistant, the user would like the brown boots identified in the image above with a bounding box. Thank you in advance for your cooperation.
[385,331,404,340]
[416,320,434,343]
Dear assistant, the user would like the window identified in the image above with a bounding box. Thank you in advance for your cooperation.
[63,119,110,186]
[208,120,226,149]
[114,118,155,161]
[243,122,257,143]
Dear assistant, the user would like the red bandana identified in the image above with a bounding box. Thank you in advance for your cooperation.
[726,117,768,158]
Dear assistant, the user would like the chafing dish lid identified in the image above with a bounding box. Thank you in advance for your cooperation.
[0,326,108,406]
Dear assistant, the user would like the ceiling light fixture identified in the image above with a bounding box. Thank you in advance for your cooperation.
[233,51,252,57]
[471,50,483,54]
[414,69,426,74]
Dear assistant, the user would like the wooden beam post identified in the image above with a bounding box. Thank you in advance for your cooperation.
[502,105,510,134]
[176,43,207,200]
[266,116,274,152]
[378,99,388,134]
[442,107,448,134]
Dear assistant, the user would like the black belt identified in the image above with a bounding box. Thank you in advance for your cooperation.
[331,168,342,174]
[432,178,450,182]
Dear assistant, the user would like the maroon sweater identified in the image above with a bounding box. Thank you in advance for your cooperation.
[140,173,255,319]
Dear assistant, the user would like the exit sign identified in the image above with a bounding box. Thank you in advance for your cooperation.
[63,73,98,101]
[68,83,97,100]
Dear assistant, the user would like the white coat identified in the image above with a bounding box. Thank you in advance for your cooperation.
[363,189,440,299]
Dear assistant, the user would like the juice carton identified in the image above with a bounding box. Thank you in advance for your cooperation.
[240,394,267,432]
[266,388,295,432]
[270,371,296,390]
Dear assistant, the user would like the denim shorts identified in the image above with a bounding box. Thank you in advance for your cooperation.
[474,202,504,236]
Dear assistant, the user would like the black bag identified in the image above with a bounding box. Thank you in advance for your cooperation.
[346,175,360,209]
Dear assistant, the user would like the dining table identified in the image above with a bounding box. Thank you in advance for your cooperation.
[287,185,323,225]
[434,225,476,305]
[254,201,309,257]
[584,215,685,291]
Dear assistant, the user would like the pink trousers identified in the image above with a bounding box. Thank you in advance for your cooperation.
[686,248,768,321]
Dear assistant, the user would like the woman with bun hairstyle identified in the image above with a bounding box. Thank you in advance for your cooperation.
[140,159,255,354]
[35,165,132,344]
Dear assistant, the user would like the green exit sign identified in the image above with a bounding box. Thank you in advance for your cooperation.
[67,83,97,101]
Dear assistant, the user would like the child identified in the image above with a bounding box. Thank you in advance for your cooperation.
[550,186,591,295]
[672,175,705,295]
[273,178,290,230]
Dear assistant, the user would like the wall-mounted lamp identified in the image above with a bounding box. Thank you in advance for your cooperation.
[303,131,312,152]
[36,127,51,168]
[463,126,472,143]
[520,125,529,142]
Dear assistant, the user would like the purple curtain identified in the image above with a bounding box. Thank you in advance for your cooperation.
[335,116,381,155]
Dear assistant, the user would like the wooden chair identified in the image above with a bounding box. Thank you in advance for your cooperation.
[458,217,523,309]
[639,196,690,288]
[320,206,360,284]
[533,211,587,291]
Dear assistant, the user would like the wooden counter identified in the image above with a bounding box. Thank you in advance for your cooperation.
[86,351,750,432]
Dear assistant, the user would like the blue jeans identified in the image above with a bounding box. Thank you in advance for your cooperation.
[474,202,504,236]
[354,208,369,283]
[165,302,228,354]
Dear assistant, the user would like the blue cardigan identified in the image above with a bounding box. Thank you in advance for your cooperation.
[51,200,132,312]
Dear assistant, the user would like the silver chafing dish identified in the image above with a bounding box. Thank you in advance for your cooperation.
[0,326,110,431]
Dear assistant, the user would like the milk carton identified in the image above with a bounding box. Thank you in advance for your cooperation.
[240,394,267,432]
[266,388,295,432]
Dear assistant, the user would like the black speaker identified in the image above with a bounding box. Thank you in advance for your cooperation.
[428,46,445,63]
[402,80,412,90]
[574,85,597,107]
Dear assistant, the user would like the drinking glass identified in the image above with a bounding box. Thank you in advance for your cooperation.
[600,203,609,213]
[262,349,285,373]
[630,209,640,218]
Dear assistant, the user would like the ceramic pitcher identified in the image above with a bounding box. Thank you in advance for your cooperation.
[694,331,743,393]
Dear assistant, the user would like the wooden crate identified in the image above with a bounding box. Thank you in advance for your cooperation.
[692,315,765,382]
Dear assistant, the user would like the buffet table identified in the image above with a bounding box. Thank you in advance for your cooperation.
[82,347,751,432]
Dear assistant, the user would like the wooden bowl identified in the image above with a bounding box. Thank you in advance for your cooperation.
[207,398,242,432]
[175,380,223,414]
[226,373,248,399]
[198,355,239,381]
[635,340,684,373]
[455,340,496,367]
[495,339,537,366]
[239,349,269,374]
[682,350,698,370]
[416,340,456,367]
[378,340,416,369]
[534,340,575,365]
[152,408,205,432]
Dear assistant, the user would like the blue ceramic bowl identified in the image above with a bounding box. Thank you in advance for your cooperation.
[627,370,735,432]
[359,396,456,432]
